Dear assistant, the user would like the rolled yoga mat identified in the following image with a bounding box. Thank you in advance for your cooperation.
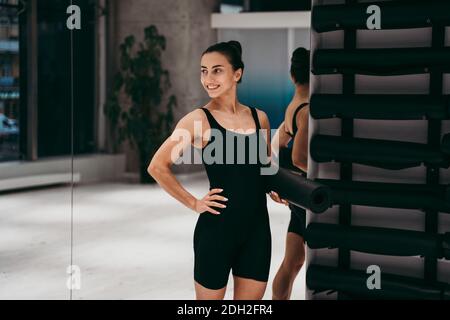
[310,94,450,120]
[312,0,450,33]
[316,179,450,213]
[440,133,450,155]
[266,167,331,214]
[312,47,450,76]
[307,264,450,300]
[310,134,450,170]
[305,223,450,259]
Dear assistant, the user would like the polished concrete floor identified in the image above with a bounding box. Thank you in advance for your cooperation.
[0,174,305,300]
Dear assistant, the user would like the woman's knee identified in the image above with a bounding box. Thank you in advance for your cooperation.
[283,233,305,273]
[195,281,226,300]
[283,252,305,273]
[233,276,267,300]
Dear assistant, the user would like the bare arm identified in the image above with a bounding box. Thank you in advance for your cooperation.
[291,106,309,172]
[271,121,292,159]
[148,110,226,215]
[260,111,289,206]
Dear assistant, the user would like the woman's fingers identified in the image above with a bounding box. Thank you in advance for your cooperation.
[197,189,226,215]
[208,194,228,202]
[208,188,223,195]
[206,201,226,208]
[271,195,281,204]
[205,207,220,215]
[269,191,289,206]
[270,191,281,202]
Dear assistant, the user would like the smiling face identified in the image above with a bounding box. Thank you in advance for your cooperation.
[200,52,242,98]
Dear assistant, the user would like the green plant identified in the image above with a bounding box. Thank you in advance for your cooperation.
[104,25,177,183]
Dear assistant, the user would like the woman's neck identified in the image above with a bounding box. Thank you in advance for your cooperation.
[292,84,310,103]
[210,90,240,114]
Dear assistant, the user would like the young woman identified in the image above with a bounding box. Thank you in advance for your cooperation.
[269,47,310,300]
[148,41,272,300]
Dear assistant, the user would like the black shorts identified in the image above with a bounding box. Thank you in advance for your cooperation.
[193,212,271,290]
[287,204,306,237]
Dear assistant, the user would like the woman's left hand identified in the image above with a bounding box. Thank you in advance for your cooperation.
[268,191,289,206]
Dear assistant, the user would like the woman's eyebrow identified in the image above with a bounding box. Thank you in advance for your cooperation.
[201,65,224,69]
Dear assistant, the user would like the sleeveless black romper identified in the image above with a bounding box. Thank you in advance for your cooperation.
[279,102,309,237]
[193,107,271,290]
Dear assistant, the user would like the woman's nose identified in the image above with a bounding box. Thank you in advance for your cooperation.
[205,73,215,82]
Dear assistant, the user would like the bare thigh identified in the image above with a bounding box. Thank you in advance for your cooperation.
[195,281,227,300]
[233,276,267,300]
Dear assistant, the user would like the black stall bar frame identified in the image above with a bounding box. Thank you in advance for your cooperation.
[425,21,445,283]
[337,0,358,300]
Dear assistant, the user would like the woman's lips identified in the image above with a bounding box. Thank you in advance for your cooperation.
[206,84,220,91]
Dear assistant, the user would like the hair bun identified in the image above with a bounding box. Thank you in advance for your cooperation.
[290,47,310,85]
[291,47,309,65]
[227,40,242,56]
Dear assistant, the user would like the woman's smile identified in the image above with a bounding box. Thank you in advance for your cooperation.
[206,84,220,91]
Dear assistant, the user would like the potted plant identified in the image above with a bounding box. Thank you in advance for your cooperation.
[104,25,177,183]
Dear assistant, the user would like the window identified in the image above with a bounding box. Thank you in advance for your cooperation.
[0,0,21,161]
[1,0,97,162]
[220,0,311,13]
[37,0,96,158]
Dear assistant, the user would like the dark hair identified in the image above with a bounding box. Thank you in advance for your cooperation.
[202,40,245,83]
[290,47,310,85]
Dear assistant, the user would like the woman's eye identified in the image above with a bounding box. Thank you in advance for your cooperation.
[201,70,207,75]
[214,69,221,73]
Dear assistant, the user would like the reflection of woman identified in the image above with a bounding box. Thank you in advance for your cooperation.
[269,47,310,300]
[148,41,272,300]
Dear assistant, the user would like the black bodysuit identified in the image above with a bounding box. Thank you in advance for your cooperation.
[279,102,309,237]
[193,107,271,290]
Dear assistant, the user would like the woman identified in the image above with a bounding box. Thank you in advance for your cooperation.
[269,47,310,300]
[148,41,272,300]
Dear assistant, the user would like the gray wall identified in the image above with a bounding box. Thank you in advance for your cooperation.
[112,0,221,173]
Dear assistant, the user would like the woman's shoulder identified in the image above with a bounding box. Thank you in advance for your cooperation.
[294,104,309,128]
[242,104,265,117]
[295,104,309,119]
[175,107,209,130]
[283,101,309,131]
[256,108,269,120]
[249,106,270,129]
[188,107,209,119]
[289,101,309,119]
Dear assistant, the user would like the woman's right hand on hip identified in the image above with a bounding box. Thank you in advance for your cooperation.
[195,188,228,215]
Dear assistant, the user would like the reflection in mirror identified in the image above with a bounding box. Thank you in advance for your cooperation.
[70,0,310,300]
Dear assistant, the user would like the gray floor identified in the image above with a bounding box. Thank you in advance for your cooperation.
[0,174,305,300]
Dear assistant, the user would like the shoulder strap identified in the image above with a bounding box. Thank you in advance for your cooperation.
[292,102,309,135]
[250,107,261,130]
[200,107,220,130]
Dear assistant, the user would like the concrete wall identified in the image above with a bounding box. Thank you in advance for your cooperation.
[112,0,221,173]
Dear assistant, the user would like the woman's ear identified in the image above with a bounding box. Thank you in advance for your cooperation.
[234,69,243,82]
[290,74,296,84]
